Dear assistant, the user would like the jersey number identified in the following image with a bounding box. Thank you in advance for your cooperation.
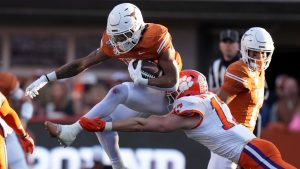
[211,97,235,130]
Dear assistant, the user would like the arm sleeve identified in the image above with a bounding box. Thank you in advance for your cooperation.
[0,94,26,136]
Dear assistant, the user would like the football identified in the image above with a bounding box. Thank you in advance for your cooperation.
[132,60,163,79]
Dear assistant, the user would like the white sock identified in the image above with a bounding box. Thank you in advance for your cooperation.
[64,121,82,136]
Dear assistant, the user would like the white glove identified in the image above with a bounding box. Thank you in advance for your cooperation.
[25,75,48,99]
[128,60,148,86]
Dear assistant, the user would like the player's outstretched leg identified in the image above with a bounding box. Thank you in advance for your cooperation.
[44,121,82,147]
[44,83,130,146]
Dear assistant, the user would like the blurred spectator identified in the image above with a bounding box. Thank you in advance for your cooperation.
[268,76,300,129]
[45,81,74,118]
[107,71,130,88]
[81,84,108,115]
[72,72,109,115]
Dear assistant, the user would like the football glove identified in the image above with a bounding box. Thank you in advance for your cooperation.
[19,133,35,154]
[128,60,148,86]
[25,75,48,99]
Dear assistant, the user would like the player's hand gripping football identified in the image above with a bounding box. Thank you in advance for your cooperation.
[128,60,148,86]
[25,75,49,99]
[19,133,35,154]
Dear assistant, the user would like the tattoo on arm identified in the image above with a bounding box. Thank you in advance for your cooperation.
[56,61,84,79]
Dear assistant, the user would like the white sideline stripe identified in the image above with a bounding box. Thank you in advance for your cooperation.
[225,72,248,84]
[245,145,277,169]
[157,33,170,54]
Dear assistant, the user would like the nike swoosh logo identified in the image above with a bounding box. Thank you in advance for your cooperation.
[138,51,146,55]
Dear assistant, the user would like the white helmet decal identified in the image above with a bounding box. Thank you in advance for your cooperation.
[179,75,194,93]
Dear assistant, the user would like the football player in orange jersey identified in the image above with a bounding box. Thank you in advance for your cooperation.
[208,27,275,169]
[25,3,182,169]
[0,92,35,169]
[0,72,34,169]
[76,70,296,169]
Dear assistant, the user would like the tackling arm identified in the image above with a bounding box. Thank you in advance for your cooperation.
[79,113,198,133]
[112,114,195,132]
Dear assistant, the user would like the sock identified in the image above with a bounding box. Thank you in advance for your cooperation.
[64,121,82,137]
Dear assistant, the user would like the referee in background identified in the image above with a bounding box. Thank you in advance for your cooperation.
[208,29,241,93]
[208,28,267,138]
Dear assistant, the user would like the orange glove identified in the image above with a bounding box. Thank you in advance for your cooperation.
[79,117,106,132]
[19,133,35,154]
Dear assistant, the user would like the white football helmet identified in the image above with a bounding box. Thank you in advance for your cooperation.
[106,3,145,55]
[240,27,275,71]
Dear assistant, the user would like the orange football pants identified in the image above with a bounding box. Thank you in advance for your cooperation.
[239,138,296,169]
[0,127,7,169]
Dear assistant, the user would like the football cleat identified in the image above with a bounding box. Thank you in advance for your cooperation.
[44,121,77,147]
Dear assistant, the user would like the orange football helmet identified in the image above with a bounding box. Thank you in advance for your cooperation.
[177,69,208,99]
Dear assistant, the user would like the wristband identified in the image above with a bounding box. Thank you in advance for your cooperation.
[104,122,112,131]
[135,78,148,86]
[46,71,57,81]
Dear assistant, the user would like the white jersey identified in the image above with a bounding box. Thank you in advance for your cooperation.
[172,92,255,163]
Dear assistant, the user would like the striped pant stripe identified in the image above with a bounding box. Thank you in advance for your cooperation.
[243,143,284,169]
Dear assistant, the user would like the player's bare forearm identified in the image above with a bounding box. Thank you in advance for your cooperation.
[56,49,110,79]
[148,49,178,88]
[112,115,177,133]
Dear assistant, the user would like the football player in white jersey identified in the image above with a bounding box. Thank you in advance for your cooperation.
[79,70,296,169]
[26,3,182,169]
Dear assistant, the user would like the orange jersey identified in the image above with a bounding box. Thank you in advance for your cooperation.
[0,72,18,100]
[100,23,182,71]
[221,60,265,131]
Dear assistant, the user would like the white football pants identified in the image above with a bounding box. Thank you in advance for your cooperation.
[83,82,170,169]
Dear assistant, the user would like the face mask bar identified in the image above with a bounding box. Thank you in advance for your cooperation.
[244,48,273,71]
[108,24,145,55]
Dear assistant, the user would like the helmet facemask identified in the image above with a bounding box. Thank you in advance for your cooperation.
[108,24,145,55]
[241,27,274,72]
[243,48,273,72]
